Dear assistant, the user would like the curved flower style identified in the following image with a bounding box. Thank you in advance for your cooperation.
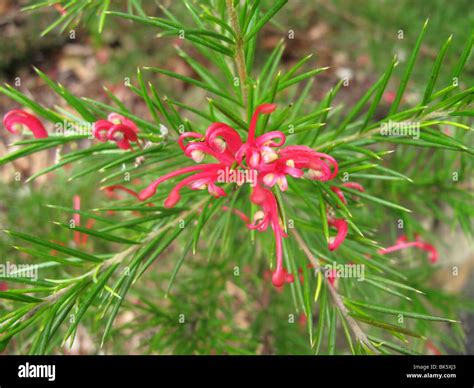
[331,182,365,205]
[235,104,284,168]
[327,217,348,251]
[92,113,139,150]
[259,145,338,191]
[221,206,250,223]
[178,123,242,166]
[325,182,363,251]
[3,110,48,139]
[139,164,227,207]
[103,185,141,200]
[138,104,341,287]
[92,119,113,141]
[343,182,365,192]
[378,234,438,263]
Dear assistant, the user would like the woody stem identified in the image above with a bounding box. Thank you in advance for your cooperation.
[226,0,248,107]
[291,228,380,354]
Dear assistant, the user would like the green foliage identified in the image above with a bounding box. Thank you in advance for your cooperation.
[0,0,472,355]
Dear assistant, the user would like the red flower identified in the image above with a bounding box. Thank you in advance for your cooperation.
[139,163,227,207]
[138,104,340,287]
[327,269,337,286]
[92,119,113,141]
[378,234,438,263]
[331,182,364,205]
[3,110,48,139]
[81,219,96,246]
[383,90,396,104]
[235,104,284,168]
[326,182,363,250]
[72,195,97,247]
[248,184,294,287]
[221,206,250,223]
[343,182,365,192]
[327,217,348,251]
[278,145,338,182]
[103,185,141,200]
[92,113,139,150]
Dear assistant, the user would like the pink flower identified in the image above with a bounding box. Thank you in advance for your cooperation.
[139,163,227,207]
[263,268,294,291]
[178,124,242,165]
[383,90,396,104]
[92,119,113,141]
[103,185,141,200]
[137,104,341,287]
[235,104,284,168]
[108,113,139,132]
[378,234,438,263]
[92,113,139,150]
[0,282,8,291]
[279,146,338,181]
[257,145,338,191]
[343,182,364,192]
[248,184,294,287]
[327,217,348,251]
[326,182,364,250]
[50,240,66,256]
[331,181,365,204]
[327,269,337,286]
[81,218,96,246]
[298,313,307,328]
[331,186,345,204]
[3,110,48,139]
[221,206,250,223]
[72,195,97,246]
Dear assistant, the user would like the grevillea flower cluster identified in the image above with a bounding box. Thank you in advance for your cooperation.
[137,103,341,287]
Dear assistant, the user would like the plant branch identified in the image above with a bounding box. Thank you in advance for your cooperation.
[1,196,209,331]
[226,0,248,106]
[291,228,380,354]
